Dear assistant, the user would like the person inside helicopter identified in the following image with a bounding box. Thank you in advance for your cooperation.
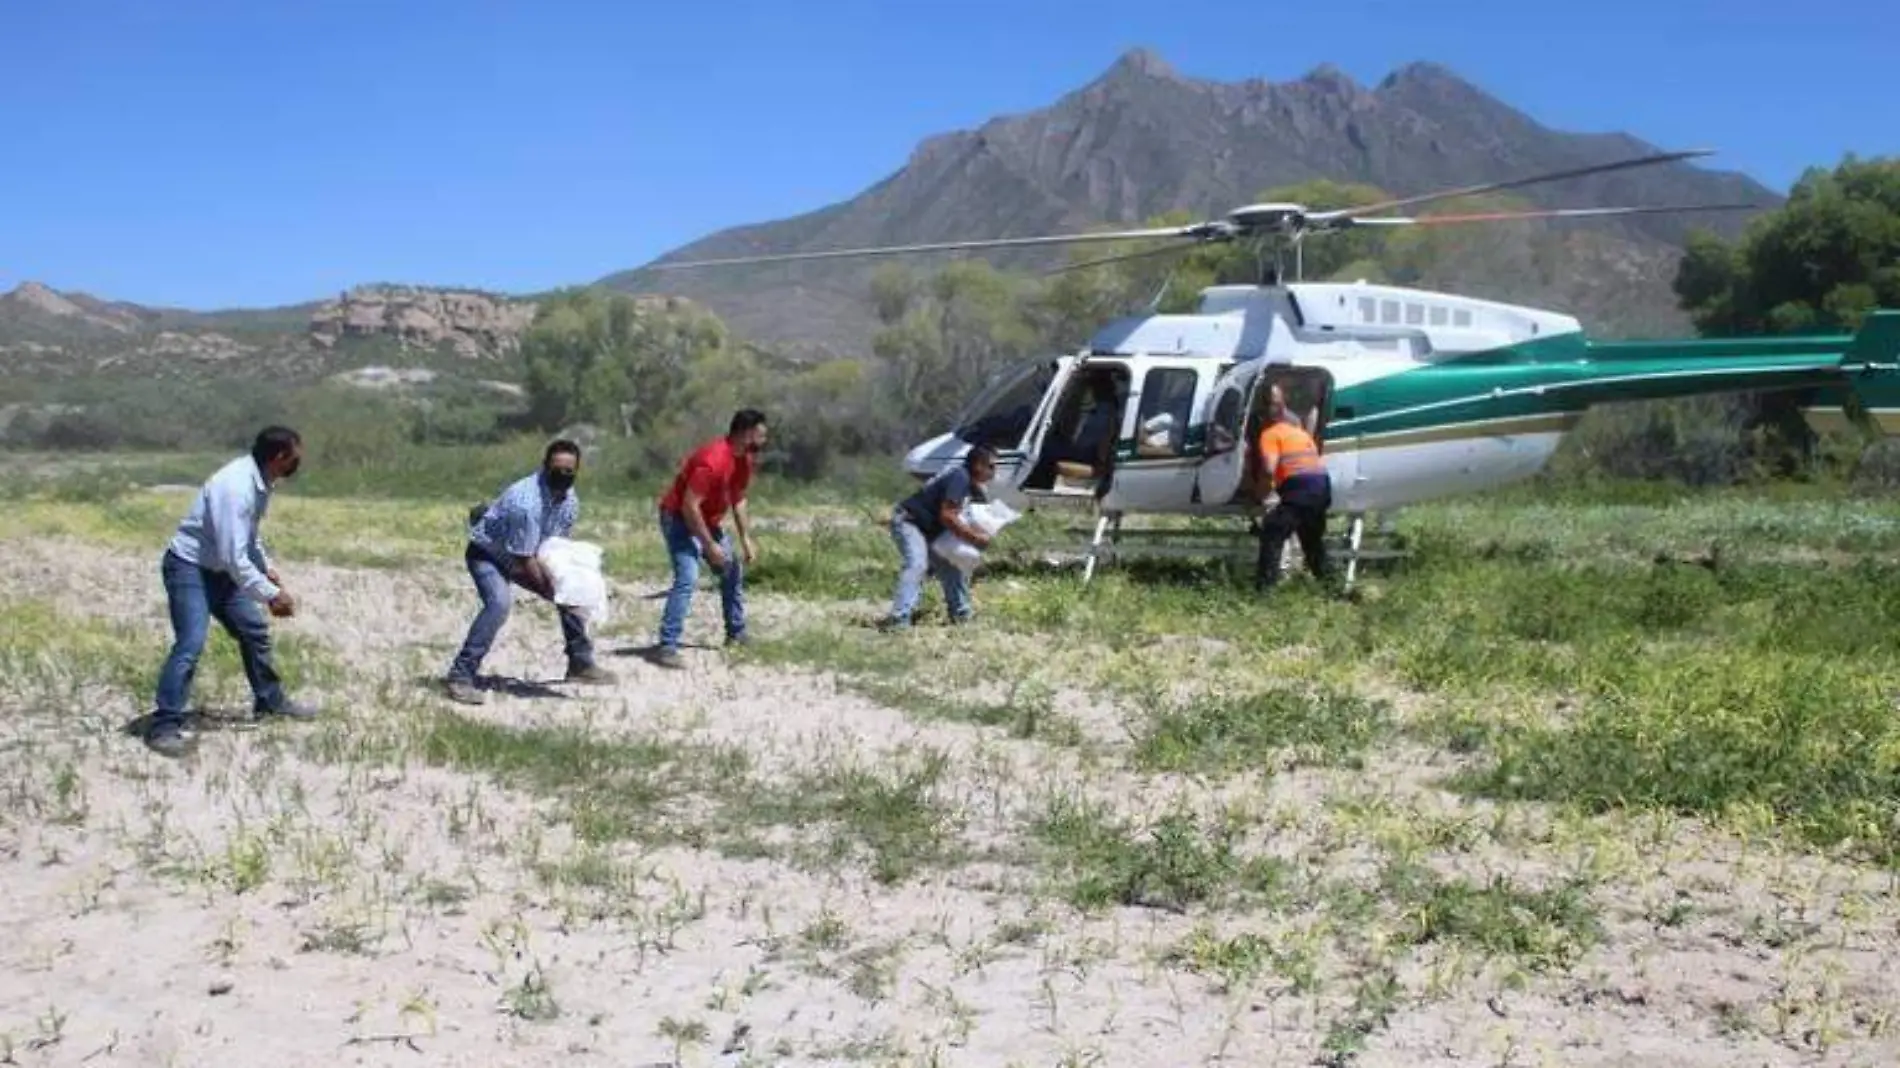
[1047,374,1121,470]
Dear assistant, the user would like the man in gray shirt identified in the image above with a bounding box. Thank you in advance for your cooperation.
[147,426,317,756]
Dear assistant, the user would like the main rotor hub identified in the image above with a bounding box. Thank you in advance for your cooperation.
[1226,202,1311,233]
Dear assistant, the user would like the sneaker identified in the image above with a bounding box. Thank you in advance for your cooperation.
[443,678,486,705]
[724,632,750,649]
[565,663,617,685]
[874,616,910,633]
[145,724,192,757]
[257,698,320,721]
[654,648,685,670]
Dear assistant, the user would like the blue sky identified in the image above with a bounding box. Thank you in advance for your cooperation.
[2,0,1890,310]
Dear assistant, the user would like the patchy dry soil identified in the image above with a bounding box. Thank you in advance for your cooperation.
[0,535,1896,1068]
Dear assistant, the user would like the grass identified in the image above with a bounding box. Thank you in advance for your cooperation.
[3,456,1900,1063]
[1134,684,1394,774]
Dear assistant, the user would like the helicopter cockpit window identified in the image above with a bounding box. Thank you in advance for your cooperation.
[1134,368,1198,458]
[952,360,1055,449]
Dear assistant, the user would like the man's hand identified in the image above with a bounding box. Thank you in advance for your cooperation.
[741,535,758,566]
[266,568,281,587]
[949,521,991,551]
[514,557,556,600]
[268,591,296,618]
[704,540,730,571]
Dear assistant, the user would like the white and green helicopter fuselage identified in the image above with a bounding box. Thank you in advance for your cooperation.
[902,281,1899,523]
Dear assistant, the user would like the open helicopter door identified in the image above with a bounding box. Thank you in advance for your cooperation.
[945,357,1060,499]
[1019,357,1134,507]
[1190,361,1266,506]
[1193,361,1338,507]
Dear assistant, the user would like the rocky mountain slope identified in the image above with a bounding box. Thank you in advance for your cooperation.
[603,50,1780,350]
[3,49,1784,381]
[0,282,536,381]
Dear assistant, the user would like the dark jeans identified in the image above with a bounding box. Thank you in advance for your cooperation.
[447,543,595,683]
[1257,474,1332,589]
[153,549,287,734]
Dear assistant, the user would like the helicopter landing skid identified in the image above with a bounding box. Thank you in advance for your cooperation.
[1059,510,1407,595]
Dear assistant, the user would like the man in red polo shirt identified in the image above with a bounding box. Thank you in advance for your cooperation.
[654,408,768,668]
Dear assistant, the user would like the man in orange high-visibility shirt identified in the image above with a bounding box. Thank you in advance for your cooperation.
[1253,383,1333,592]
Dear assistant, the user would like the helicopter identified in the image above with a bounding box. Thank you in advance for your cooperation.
[651,149,1900,586]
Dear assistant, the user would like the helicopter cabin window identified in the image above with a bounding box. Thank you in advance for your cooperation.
[1453,309,1473,327]
[952,359,1055,450]
[1135,368,1198,458]
[1406,303,1425,325]
[1358,297,1377,323]
[1430,306,1449,326]
[1381,300,1401,324]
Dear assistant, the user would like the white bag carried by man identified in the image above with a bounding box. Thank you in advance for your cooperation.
[931,498,1022,575]
[537,537,611,625]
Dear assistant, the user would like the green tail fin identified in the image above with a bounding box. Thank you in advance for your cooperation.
[1802,310,1900,436]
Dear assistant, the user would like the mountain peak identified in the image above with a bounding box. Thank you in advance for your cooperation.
[1105,46,1181,82]
[606,54,1779,353]
[1301,62,1362,90]
[2,281,85,319]
[1377,60,1477,93]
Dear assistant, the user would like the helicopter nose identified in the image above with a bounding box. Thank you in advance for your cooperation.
[904,433,959,479]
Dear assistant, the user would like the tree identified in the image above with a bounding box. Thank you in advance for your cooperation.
[521,288,729,436]
[1674,156,1900,335]
[1669,155,1900,473]
[869,261,1038,430]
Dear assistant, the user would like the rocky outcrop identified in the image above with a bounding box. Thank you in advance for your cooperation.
[0,281,141,335]
[308,285,538,359]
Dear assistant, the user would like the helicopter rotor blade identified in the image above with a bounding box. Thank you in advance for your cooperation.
[1339,202,1765,228]
[1041,239,1210,277]
[1305,148,1718,227]
[644,223,1225,271]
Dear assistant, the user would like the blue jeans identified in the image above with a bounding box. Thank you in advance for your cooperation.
[153,549,287,733]
[657,509,744,651]
[447,543,595,682]
[888,511,972,624]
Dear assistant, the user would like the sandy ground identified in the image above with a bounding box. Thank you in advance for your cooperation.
[1,538,1897,1067]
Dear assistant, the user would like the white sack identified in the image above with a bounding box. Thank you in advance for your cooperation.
[931,498,1023,575]
[538,537,610,624]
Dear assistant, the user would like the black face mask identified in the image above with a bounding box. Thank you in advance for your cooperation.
[545,468,575,492]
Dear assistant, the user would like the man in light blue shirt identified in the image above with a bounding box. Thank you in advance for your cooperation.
[148,426,318,756]
[443,438,616,704]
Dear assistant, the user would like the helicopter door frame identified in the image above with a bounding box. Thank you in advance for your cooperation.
[1020,357,1134,503]
[1012,358,1077,498]
[1190,361,1263,508]
[1259,364,1339,464]
[948,356,1059,493]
